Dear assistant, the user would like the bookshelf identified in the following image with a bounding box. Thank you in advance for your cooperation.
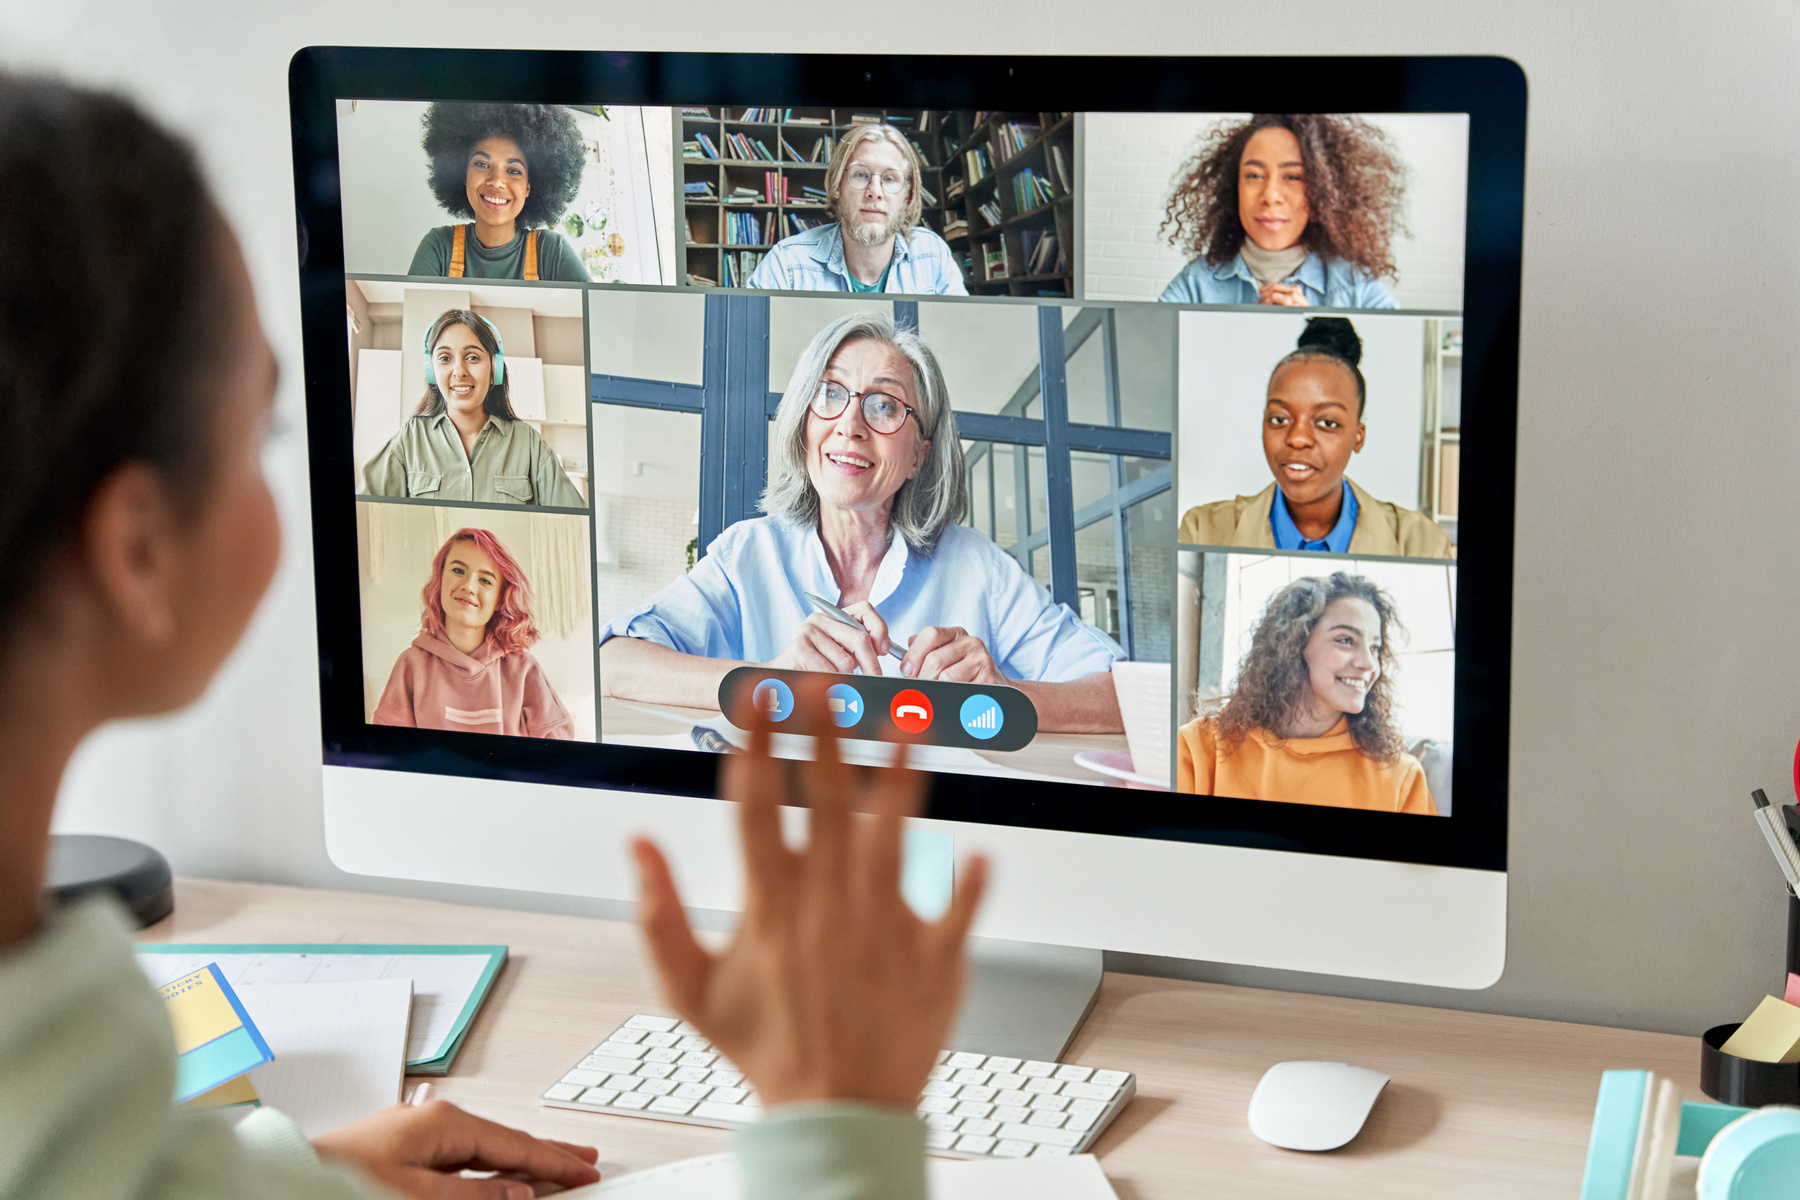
[675,108,1073,296]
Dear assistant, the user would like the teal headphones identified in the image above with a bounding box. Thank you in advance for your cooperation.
[423,312,506,391]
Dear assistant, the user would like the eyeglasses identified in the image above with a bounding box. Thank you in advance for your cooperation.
[845,165,908,196]
[810,380,916,435]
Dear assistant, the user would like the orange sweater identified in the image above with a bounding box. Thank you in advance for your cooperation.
[1176,716,1437,816]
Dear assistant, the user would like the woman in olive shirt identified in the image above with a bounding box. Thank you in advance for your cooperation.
[362,309,584,508]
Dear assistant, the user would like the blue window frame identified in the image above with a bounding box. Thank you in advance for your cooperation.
[591,295,1172,658]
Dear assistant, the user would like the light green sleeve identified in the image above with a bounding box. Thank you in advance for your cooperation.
[734,1103,926,1200]
[360,431,410,497]
[531,430,585,509]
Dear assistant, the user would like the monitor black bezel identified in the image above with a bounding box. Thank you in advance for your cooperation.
[291,48,1524,873]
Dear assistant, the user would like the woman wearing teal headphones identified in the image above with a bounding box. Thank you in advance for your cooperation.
[361,309,585,507]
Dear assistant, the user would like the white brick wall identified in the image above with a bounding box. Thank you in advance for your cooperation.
[1082,112,1468,311]
[593,494,697,628]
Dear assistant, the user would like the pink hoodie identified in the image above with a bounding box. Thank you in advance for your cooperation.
[373,630,573,740]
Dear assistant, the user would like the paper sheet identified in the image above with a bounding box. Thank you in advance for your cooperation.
[234,979,412,1136]
[137,950,490,1063]
[570,1151,1118,1199]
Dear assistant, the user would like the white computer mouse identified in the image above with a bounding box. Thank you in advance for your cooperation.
[1246,1060,1391,1151]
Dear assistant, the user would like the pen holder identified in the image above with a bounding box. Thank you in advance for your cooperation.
[1697,894,1800,1106]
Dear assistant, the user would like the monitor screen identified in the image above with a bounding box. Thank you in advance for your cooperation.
[299,53,1522,967]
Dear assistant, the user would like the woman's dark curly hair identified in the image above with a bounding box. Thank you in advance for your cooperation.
[1160,114,1409,281]
[1209,572,1405,763]
[421,103,586,228]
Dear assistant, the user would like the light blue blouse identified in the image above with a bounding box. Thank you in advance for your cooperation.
[602,517,1124,683]
[1159,251,1399,309]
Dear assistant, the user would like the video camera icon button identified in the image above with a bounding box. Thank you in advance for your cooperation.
[889,689,934,734]
[826,682,865,728]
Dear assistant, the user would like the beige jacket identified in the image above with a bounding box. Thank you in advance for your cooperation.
[1177,480,1455,559]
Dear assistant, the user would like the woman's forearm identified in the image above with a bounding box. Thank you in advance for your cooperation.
[1013,671,1124,734]
[600,637,745,710]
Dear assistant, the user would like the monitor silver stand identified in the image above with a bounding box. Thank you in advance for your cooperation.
[952,937,1103,1063]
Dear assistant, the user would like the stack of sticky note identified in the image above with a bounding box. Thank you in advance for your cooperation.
[1720,995,1800,1062]
[157,964,273,1105]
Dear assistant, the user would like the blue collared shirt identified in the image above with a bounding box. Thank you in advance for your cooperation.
[1271,481,1359,553]
[745,222,969,296]
[601,516,1124,682]
[1159,251,1398,309]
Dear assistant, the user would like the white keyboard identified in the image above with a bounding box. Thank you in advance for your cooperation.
[539,1014,1137,1160]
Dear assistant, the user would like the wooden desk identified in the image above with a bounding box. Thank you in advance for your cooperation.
[143,879,1696,1197]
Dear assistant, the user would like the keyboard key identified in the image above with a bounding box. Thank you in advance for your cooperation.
[643,1031,681,1048]
[1020,1061,1057,1078]
[1053,1065,1092,1083]
[917,1096,956,1115]
[926,1129,959,1150]
[1065,1112,1098,1133]
[994,1105,1030,1123]
[677,1035,711,1051]
[994,1139,1033,1158]
[960,1118,999,1137]
[679,1051,718,1068]
[1032,1144,1074,1157]
[951,1069,991,1086]
[1061,1082,1119,1102]
[947,1052,987,1069]
[708,1070,744,1087]
[936,1051,952,1065]
[582,1057,644,1077]
[927,1065,953,1082]
[741,1094,762,1108]
[598,1041,648,1060]
[925,1113,963,1132]
[613,1091,653,1111]
[1024,1077,1063,1094]
[543,1083,583,1102]
[672,1067,711,1084]
[674,1021,701,1034]
[988,1073,1027,1091]
[1029,1093,1070,1112]
[645,1047,682,1065]
[1027,1110,1069,1129]
[638,1063,676,1080]
[955,1134,998,1154]
[673,1083,712,1101]
[650,1097,697,1116]
[953,1102,994,1119]
[997,1122,1083,1148]
[605,1074,641,1091]
[1091,1070,1129,1088]
[922,1081,959,1099]
[960,1086,997,1104]
[697,1100,759,1123]
[578,1087,619,1107]
[710,1087,749,1105]
[995,1089,1032,1106]
[638,1078,678,1097]
[560,1069,606,1087]
[625,1015,680,1032]
[607,1028,648,1045]
[985,1057,1022,1074]
[1068,1099,1107,1119]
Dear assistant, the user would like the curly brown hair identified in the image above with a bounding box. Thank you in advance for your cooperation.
[1160,114,1408,281]
[1209,572,1405,763]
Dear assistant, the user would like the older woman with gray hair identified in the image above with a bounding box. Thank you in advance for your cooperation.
[600,312,1126,732]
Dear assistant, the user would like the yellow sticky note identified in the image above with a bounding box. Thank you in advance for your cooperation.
[157,967,244,1056]
[184,1075,260,1109]
[1720,996,1800,1063]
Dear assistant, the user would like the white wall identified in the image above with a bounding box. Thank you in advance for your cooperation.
[1177,310,1426,512]
[1083,112,1468,310]
[11,0,1800,1037]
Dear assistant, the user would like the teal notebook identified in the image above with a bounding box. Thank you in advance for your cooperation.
[136,944,506,1075]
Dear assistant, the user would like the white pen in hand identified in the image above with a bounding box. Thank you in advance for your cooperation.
[803,592,908,663]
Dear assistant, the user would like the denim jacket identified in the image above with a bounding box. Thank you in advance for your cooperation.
[746,222,968,295]
[1159,251,1398,309]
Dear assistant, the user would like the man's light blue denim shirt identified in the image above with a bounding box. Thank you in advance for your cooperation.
[746,222,969,296]
[1159,251,1399,309]
[1270,480,1359,553]
[601,516,1123,682]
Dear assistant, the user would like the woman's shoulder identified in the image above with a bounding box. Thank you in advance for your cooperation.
[1178,486,1275,546]
[1317,257,1398,308]
[1346,481,1454,558]
[932,523,1032,573]
[1159,256,1234,303]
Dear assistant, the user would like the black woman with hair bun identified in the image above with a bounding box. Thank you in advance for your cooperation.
[407,102,591,282]
[1178,317,1453,559]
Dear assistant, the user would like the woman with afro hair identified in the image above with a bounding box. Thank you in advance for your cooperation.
[1159,114,1406,308]
[1177,572,1435,815]
[407,102,591,282]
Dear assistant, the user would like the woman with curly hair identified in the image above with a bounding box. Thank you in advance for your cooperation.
[406,101,591,282]
[1178,318,1452,557]
[373,527,574,739]
[1177,572,1436,814]
[1159,114,1406,308]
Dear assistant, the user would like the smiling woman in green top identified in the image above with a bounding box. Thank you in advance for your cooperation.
[362,308,585,508]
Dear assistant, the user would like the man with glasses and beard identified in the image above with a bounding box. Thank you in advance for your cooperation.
[748,124,968,294]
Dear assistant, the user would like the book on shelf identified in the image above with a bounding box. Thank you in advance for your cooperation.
[683,180,716,197]
[976,199,1003,227]
[682,140,703,160]
[688,271,718,286]
[941,216,968,239]
[1049,145,1071,193]
[727,185,761,202]
[1022,229,1061,277]
[800,184,827,201]
[947,177,967,200]
[781,136,806,163]
[690,131,721,160]
[724,210,775,247]
[964,146,993,183]
[680,107,712,119]
[918,110,939,132]
[720,249,764,288]
[983,244,1009,281]
[1011,168,1055,213]
[850,113,882,124]
[763,171,789,205]
[737,108,781,123]
[784,114,827,125]
[990,119,1041,161]
[784,212,827,237]
[725,131,778,161]
[919,185,938,206]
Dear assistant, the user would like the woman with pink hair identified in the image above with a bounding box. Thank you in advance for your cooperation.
[374,528,572,739]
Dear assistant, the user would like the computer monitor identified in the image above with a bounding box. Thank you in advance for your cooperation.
[293,51,1524,1021]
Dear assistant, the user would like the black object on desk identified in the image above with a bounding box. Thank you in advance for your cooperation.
[44,834,173,928]
[1699,891,1800,1105]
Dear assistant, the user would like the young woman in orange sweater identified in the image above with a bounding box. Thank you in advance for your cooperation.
[1177,571,1437,815]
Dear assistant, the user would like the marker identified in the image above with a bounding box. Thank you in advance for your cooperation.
[804,592,908,663]
[1751,789,1800,892]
